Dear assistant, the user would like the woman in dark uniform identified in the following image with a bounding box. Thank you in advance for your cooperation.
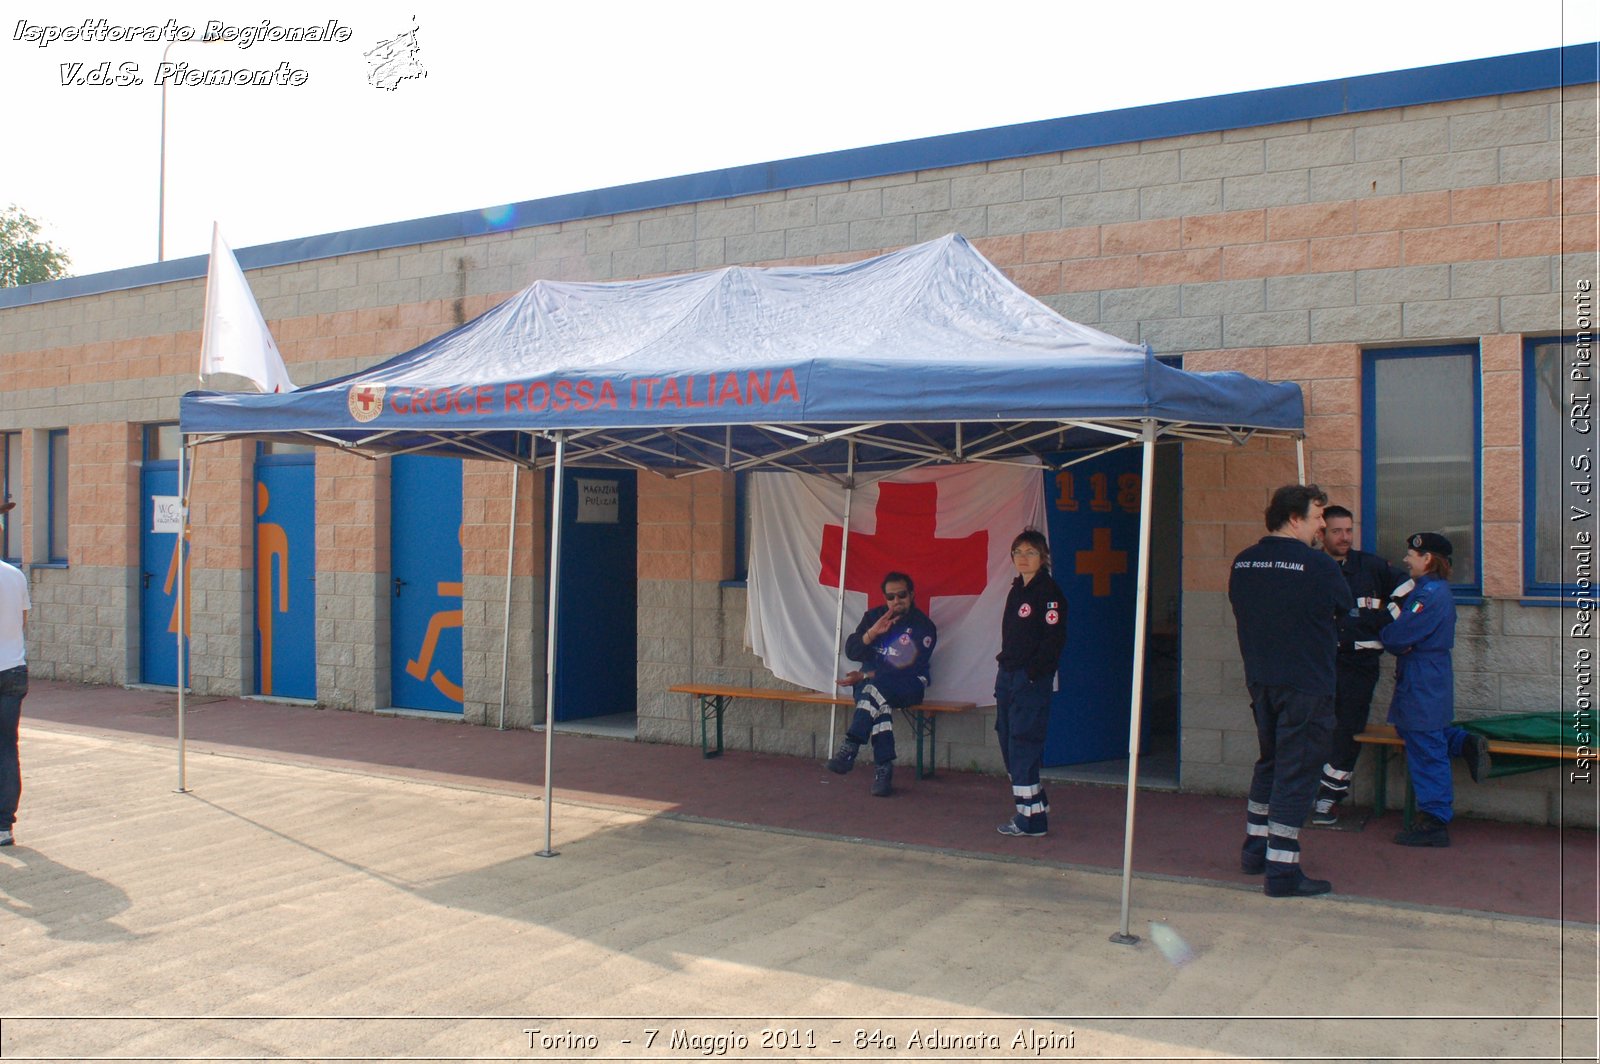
[994,528,1067,837]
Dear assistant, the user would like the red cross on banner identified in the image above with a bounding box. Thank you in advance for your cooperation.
[745,464,1047,705]
[818,482,989,609]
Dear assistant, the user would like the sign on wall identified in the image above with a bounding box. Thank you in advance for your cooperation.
[150,495,183,533]
[575,479,620,524]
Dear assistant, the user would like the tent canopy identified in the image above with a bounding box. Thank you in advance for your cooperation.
[174,232,1308,940]
[179,234,1303,475]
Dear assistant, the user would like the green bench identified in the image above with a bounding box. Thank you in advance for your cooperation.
[1355,713,1586,822]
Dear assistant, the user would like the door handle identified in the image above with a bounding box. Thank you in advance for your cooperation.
[142,571,152,589]
[393,577,406,597]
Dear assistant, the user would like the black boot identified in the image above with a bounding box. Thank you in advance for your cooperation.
[1394,812,1450,847]
[1462,733,1491,783]
[826,738,860,775]
[1263,868,1333,897]
[870,762,893,797]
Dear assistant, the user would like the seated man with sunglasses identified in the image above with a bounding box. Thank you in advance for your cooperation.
[826,571,938,798]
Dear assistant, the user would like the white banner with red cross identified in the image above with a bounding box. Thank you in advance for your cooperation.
[745,464,1047,706]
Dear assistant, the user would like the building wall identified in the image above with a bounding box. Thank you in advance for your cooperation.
[0,70,1594,822]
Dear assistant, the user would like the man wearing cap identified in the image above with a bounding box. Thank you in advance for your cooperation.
[1380,531,1489,847]
[0,499,28,848]
[1310,505,1404,826]
[1228,484,1353,897]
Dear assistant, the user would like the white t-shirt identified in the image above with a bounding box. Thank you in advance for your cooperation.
[0,560,29,671]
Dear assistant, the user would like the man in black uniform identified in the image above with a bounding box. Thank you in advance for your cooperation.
[827,571,937,798]
[1310,505,1402,826]
[1228,484,1352,897]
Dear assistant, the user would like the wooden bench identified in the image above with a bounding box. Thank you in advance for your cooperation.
[1354,722,1581,821]
[667,682,976,779]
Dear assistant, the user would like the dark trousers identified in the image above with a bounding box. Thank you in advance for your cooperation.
[995,667,1050,833]
[845,682,898,764]
[0,664,26,831]
[1316,652,1381,808]
[1243,683,1333,880]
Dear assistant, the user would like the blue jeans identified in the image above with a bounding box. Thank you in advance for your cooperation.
[0,664,26,831]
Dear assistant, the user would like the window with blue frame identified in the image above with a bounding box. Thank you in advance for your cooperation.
[47,428,68,564]
[1524,335,1589,596]
[2,432,20,563]
[1362,345,1481,590]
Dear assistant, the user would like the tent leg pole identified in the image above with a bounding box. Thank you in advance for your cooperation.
[1112,421,1158,946]
[498,464,519,731]
[827,441,856,755]
[175,437,190,794]
[1295,437,1306,485]
[538,434,565,858]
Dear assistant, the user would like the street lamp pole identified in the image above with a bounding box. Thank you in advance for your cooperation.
[158,36,225,261]
[157,39,176,261]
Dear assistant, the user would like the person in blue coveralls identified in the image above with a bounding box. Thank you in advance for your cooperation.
[1380,532,1490,848]
[993,529,1067,838]
[827,571,937,798]
[1228,484,1351,897]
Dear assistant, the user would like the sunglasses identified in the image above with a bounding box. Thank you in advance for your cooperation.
[884,590,911,600]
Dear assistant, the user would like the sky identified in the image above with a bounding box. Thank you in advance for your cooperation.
[3,0,1597,279]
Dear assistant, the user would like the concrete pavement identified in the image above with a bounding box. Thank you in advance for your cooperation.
[1,682,1596,1062]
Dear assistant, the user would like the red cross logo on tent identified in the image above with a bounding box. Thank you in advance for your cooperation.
[818,481,989,608]
[348,383,387,423]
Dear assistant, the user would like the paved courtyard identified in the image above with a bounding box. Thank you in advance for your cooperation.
[2,715,1595,1062]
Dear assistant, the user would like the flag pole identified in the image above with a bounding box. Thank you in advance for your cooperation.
[827,440,856,753]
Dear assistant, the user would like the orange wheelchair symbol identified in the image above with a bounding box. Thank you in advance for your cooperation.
[402,523,464,704]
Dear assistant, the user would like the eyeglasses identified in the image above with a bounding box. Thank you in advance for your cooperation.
[884,590,910,600]
[1011,549,1041,558]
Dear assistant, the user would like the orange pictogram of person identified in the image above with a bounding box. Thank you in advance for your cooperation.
[256,482,291,695]
[404,523,464,703]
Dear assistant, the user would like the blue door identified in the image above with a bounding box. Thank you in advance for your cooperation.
[1042,448,1148,765]
[254,449,316,699]
[546,469,636,722]
[390,454,464,713]
[139,463,186,686]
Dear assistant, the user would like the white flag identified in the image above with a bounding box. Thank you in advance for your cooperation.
[746,463,1047,706]
[198,223,295,393]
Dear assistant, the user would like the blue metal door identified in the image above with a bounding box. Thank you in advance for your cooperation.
[139,463,185,686]
[547,468,636,722]
[254,452,316,699]
[390,454,464,713]
[1042,449,1147,765]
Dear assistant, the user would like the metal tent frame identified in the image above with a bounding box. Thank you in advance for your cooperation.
[174,411,1305,944]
